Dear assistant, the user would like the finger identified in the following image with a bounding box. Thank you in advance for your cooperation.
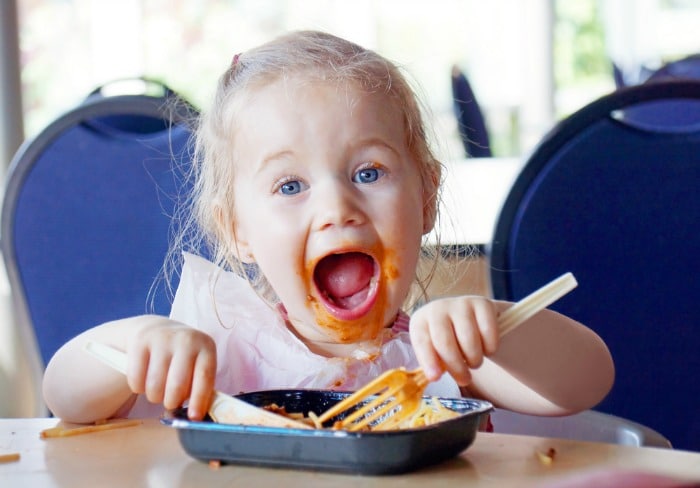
[426,312,472,369]
[409,314,444,381]
[163,350,195,411]
[187,349,217,420]
[442,360,473,388]
[144,350,171,405]
[127,345,150,394]
[452,316,485,369]
[433,315,475,385]
[474,300,500,355]
[420,308,475,386]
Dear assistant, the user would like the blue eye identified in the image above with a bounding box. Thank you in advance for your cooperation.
[279,179,305,195]
[354,167,383,184]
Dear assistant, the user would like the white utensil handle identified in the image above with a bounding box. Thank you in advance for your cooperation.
[84,341,128,374]
[498,272,578,336]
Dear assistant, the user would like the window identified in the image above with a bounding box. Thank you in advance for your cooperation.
[13,0,700,161]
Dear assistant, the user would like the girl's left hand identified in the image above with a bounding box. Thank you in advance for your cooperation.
[409,296,501,385]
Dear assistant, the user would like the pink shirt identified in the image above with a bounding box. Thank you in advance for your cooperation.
[129,253,459,417]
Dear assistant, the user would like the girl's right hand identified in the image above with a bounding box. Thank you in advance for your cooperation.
[126,323,217,420]
[409,295,500,386]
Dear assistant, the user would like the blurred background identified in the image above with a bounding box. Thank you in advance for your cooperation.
[1,0,700,416]
[4,0,700,169]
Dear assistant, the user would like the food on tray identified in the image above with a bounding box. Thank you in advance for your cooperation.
[390,397,461,429]
[263,396,460,431]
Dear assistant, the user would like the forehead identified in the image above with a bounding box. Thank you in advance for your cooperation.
[233,76,408,149]
[250,74,400,115]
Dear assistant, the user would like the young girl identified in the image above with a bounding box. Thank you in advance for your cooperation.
[43,30,614,424]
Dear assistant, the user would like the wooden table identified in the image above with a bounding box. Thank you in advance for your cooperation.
[2,418,699,487]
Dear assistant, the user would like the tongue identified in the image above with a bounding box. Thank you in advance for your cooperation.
[315,253,375,309]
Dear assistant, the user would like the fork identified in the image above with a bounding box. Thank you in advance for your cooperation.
[315,272,578,431]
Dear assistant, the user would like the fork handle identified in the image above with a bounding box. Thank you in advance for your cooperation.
[498,272,578,336]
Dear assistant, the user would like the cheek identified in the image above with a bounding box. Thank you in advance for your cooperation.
[385,181,427,237]
[387,241,421,304]
[253,237,306,292]
[255,234,314,316]
[382,212,424,303]
[235,195,300,258]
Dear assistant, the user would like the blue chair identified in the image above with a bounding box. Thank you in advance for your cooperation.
[611,60,655,88]
[0,80,197,413]
[451,66,492,158]
[488,81,700,451]
[612,60,627,88]
[646,54,700,84]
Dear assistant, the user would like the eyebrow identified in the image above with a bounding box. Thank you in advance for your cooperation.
[351,137,403,159]
[254,149,296,174]
[254,137,403,173]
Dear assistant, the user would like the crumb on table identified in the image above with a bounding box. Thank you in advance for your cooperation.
[536,447,557,466]
[0,452,21,463]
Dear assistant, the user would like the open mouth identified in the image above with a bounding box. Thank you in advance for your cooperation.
[313,251,379,320]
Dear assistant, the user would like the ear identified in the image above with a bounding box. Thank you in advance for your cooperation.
[422,193,438,234]
[421,166,440,234]
[234,236,256,264]
[214,204,256,264]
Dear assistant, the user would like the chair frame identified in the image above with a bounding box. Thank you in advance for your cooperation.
[492,409,671,448]
[488,80,700,450]
[490,80,700,297]
[1,92,195,415]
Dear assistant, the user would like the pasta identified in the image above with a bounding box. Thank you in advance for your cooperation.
[40,419,142,438]
[263,397,460,431]
[0,452,21,463]
[392,397,461,429]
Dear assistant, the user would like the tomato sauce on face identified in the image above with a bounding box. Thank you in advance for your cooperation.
[305,247,400,343]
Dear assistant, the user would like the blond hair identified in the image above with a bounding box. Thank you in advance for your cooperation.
[170,30,451,309]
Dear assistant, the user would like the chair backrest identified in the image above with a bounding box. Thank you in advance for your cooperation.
[451,67,492,158]
[612,60,626,88]
[1,81,197,377]
[646,53,700,84]
[488,81,700,451]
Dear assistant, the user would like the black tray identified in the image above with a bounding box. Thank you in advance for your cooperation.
[161,389,492,475]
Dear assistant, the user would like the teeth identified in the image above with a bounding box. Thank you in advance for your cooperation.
[320,290,340,307]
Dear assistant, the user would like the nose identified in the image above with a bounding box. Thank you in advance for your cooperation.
[314,178,366,231]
